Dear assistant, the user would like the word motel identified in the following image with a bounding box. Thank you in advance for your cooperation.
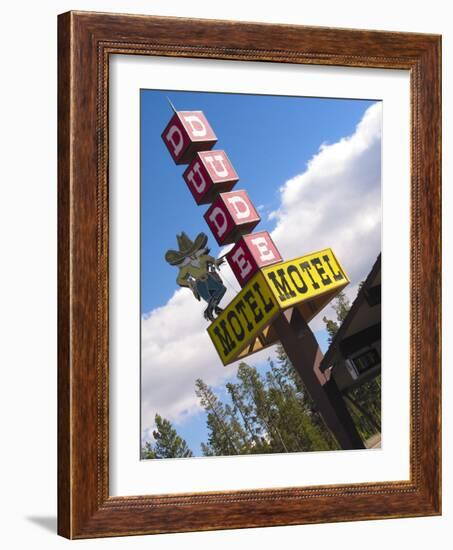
[208,248,349,365]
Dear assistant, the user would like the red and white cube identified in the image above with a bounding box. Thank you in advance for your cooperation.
[204,190,260,245]
[182,150,239,204]
[226,231,282,287]
[161,111,217,164]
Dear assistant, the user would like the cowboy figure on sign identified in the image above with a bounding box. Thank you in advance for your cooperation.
[165,232,227,321]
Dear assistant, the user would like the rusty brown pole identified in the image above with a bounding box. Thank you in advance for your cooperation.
[272,308,365,450]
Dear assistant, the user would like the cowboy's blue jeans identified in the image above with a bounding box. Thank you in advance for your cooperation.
[196,275,226,304]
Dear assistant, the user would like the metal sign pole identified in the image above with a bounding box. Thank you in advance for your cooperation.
[272,308,365,450]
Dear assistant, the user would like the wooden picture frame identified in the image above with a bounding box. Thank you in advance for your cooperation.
[58,10,441,539]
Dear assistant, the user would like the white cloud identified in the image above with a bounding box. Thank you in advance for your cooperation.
[141,270,273,441]
[142,102,382,438]
[269,101,382,328]
[141,285,229,440]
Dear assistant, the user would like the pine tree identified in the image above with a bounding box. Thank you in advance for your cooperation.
[193,353,343,456]
[227,380,271,452]
[195,378,245,456]
[267,349,336,451]
[345,376,382,439]
[152,414,193,459]
[322,291,351,342]
[265,367,305,451]
[235,362,289,453]
[141,441,156,459]
[225,403,250,452]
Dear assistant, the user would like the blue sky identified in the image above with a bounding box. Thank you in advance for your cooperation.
[141,90,374,313]
[140,89,381,456]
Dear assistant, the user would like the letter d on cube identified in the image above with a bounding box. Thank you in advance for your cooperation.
[204,190,261,245]
[161,110,217,164]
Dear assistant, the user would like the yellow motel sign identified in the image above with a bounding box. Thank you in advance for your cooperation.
[207,248,349,365]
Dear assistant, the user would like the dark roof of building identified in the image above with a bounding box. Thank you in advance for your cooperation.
[320,253,381,372]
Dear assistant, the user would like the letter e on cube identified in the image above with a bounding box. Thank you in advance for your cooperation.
[227,231,282,286]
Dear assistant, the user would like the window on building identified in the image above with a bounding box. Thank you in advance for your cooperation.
[349,348,380,374]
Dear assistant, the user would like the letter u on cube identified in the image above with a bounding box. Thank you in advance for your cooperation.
[183,150,239,204]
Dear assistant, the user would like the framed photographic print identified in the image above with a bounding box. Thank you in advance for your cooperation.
[58,11,441,538]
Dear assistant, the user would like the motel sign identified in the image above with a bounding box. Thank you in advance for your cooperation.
[209,248,348,365]
[161,106,364,450]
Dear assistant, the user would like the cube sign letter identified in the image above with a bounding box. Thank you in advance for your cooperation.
[161,111,217,165]
[183,150,239,204]
[204,190,261,245]
[208,248,349,365]
[227,231,282,287]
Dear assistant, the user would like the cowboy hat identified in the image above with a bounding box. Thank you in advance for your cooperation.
[165,232,208,265]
